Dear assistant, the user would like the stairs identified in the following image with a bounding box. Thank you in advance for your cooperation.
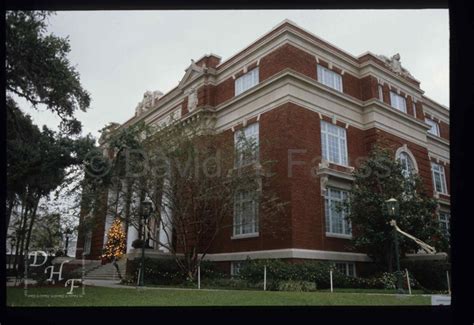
[83,257,127,281]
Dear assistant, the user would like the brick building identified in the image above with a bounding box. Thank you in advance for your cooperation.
[76,20,450,276]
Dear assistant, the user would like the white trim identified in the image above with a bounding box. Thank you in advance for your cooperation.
[201,248,372,262]
[326,233,353,239]
[395,145,419,174]
[231,233,260,240]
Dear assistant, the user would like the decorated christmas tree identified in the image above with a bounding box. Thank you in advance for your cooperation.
[102,218,126,262]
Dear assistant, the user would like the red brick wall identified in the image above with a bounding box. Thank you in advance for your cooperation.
[76,189,108,260]
[363,128,434,194]
[382,83,391,105]
[341,72,362,100]
[181,99,188,117]
[259,43,317,82]
[360,75,378,101]
[439,121,450,140]
[196,55,221,68]
[415,101,424,121]
[197,84,216,108]
[214,77,234,106]
[406,96,414,117]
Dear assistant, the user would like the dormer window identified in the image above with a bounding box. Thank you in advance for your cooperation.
[317,65,343,92]
[390,91,407,113]
[235,67,259,96]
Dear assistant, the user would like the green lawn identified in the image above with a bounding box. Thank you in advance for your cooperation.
[7,286,430,306]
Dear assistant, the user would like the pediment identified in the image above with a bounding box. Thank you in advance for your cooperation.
[178,60,205,90]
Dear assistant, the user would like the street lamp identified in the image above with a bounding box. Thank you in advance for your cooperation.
[385,197,404,294]
[139,198,154,287]
[64,228,73,257]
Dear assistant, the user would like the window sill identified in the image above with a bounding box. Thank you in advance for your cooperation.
[325,232,352,239]
[231,232,259,240]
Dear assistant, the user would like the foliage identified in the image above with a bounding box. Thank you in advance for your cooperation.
[401,260,451,291]
[127,257,187,285]
[7,103,96,271]
[126,257,227,285]
[237,259,430,291]
[101,219,126,261]
[277,280,317,292]
[84,114,288,281]
[341,145,447,271]
[6,11,90,135]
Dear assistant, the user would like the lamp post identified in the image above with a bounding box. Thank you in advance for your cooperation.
[9,237,16,270]
[139,198,153,287]
[64,228,73,257]
[385,197,404,294]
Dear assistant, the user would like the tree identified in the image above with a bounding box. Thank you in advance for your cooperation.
[6,10,95,261]
[7,104,96,271]
[102,219,126,262]
[83,114,287,280]
[341,144,447,272]
[6,11,90,135]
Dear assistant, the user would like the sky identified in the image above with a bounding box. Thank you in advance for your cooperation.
[20,9,449,140]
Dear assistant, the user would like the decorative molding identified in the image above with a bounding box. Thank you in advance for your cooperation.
[395,145,419,173]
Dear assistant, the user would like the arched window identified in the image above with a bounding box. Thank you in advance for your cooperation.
[399,152,415,178]
[395,146,418,178]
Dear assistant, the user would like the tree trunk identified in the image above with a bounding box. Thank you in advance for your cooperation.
[24,196,40,253]
[15,198,30,272]
[6,196,15,234]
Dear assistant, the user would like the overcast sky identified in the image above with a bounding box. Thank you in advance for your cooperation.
[20,10,449,140]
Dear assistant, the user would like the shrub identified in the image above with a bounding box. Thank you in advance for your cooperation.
[237,259,425,291]
[127,257,187,285]
[201,278,249,290]
[401,260,451,291]
[277,280,317,292]
[199,260,226,280]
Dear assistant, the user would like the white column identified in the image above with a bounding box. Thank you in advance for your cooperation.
[126,225,138,254]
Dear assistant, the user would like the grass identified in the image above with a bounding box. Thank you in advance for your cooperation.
[7,286,431,306]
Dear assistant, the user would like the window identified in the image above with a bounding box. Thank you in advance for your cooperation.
[439,211,450,238]
[235,67,259,96]
[317,65,343,92]
[413,102,417,119]
[378,84,383,101]
[233,190,259,236]
[398,152,416,178]
[231,261,246,276]
[425,118,440,136]
[431,162,448,194]
[234,123,259,167]
[332,262,356,277]
[321,120,348,166]
[390,91,407,113]
[325,187,351,236]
